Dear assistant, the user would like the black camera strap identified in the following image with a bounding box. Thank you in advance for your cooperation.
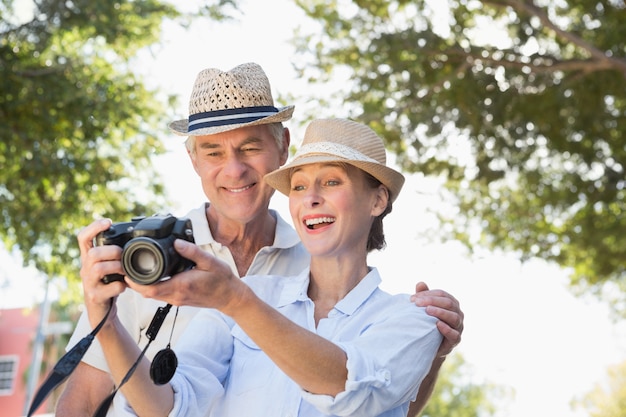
[93,303,173,417]
[26,299,114,417]
[151,305,180,385]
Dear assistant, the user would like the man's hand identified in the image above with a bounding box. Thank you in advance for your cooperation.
[77,219,127,329]
[410,281,463,357]
[407,282,464,416]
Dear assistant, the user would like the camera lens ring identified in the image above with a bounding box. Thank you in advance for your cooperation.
[122,237,169,285]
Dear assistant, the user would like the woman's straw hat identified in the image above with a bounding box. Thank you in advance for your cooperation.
[265,118,405,202]
[169,63,294,136]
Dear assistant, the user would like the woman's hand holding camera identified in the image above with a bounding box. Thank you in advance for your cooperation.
[77,218,248,334]
[126,239,247,314]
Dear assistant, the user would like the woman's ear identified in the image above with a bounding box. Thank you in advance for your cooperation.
[371,184,389,217]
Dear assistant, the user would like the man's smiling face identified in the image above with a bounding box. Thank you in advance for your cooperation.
[189,124,288,224]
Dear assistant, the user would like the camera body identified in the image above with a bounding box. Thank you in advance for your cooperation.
[95,214,195,285]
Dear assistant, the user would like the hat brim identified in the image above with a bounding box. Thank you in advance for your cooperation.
[168,106,294,136]
[264,154,405,203]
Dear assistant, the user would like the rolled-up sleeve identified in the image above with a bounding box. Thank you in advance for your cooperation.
[301,299,442,416]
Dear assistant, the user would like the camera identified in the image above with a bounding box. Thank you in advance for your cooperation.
[94,214,195,285]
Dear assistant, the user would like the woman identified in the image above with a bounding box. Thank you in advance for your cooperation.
[87,118,442,417]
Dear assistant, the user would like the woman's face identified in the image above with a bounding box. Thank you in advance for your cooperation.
[288,163,387,258]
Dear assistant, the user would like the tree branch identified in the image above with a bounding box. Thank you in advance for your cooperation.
[482,0,626,75]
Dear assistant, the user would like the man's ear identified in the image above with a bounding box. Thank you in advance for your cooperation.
[187,148,200,175]
[280,128,291,166]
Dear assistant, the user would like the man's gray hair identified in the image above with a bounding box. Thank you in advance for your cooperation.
[185,122,287,156]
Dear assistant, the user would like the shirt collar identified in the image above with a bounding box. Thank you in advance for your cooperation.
[271,210,301,249]
[185,203,213,246]
[334,268,381,315]
[277,267,382,316]
[186,203,300,250]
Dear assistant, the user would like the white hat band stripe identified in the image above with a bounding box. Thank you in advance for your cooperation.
[188,111,279,128]
[293,142,380,164]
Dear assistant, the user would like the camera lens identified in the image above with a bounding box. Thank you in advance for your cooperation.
[122,237,167,285]
[131,249,159,275]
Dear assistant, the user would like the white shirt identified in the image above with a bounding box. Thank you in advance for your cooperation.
[169,268,442,417]
[65,203,309,416]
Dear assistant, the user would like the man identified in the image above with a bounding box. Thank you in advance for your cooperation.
[56,63,463,416]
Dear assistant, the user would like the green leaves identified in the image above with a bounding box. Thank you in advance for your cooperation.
[418,353,508,417]
[574,359,626,417]
[0,0,230,299]
[294,0,626,315]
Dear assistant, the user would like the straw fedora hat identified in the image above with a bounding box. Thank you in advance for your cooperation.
[169,62,294,136]
[265,118,405,202]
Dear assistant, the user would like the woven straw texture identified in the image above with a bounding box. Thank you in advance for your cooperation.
[169,62,293,136]
[265,118,405,202]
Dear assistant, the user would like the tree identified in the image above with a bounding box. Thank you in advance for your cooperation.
[292,0,626,315]
[0,0,237,301]
[573,360,626,417]
[416,353,509,417]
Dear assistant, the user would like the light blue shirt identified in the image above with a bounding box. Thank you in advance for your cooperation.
[169,267,442,417]
[65,203,309,416]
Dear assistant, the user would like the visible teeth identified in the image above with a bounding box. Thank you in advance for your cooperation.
[305,217,335,226]
[229,185,253,193]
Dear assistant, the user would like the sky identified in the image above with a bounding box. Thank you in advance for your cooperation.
[3,1,626,416]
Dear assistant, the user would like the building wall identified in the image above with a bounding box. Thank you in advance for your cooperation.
[0,307,48,417]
